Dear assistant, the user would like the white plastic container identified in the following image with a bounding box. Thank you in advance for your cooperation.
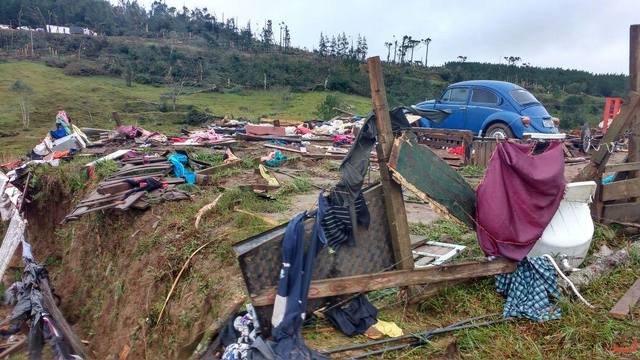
[528,181,597,267]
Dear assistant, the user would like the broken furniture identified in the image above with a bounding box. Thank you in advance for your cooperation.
[411,128,473,167]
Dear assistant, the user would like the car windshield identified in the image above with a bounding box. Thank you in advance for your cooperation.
[510,89,539,106]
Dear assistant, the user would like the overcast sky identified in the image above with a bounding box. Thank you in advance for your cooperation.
[121,0,639,74]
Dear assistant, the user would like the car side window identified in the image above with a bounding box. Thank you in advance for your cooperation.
[440,89,452,102]
[447,88,469,103]
[471,88,499,105]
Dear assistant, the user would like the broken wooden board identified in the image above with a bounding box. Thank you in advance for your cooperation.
[233,183,395,334]
[251,258,516,306]
[609,278,640,319]
[388,133,476,228]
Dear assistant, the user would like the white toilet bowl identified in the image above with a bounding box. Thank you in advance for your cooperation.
[528,181,597,267]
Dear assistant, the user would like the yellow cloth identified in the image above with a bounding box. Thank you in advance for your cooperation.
[372,320,403,337]
[258,164,279,187]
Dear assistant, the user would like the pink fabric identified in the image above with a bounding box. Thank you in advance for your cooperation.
[188,130,224,143]
[296,126,313,135]
[447,146,464,156]
[117,125,139,138]
[117,125,167,142]
[476,141,566,261]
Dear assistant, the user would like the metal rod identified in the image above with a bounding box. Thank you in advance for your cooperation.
[322,313,502,355]
[349,318,510,359]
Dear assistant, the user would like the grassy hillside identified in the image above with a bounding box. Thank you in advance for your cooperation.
[0,61,372,156]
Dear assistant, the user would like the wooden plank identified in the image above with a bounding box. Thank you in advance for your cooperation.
[603,202,640,223]
[40,279,87,358]
[388,133,476,228]
[602,177,640,201]
[629,25,640,178]
[609,278,640,319]
[605,161,640,173]
[196,159,242,175]
[367,56,414,270]
[251,258,516,306]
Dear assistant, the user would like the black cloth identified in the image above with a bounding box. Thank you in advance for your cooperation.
[334,107,410,205]
[124,177,162,198]
[321,192,370,250]
[407,106,451,124]
[5,243,73,360]
[325,295,378,337]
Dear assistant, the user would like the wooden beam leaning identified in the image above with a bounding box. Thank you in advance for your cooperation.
[250,258,516,306]
[573,93,640,182]
[366,56,414,270]
[628,25,640,178]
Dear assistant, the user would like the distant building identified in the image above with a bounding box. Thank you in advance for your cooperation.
[46,25,70,34]
[46,25,96,36]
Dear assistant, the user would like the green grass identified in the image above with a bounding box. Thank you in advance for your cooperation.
[0,61,372,155]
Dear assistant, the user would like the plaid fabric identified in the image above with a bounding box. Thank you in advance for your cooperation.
[495,256,561,322]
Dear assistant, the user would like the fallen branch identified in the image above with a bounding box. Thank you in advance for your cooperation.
[563,242,640,290]
[194,194,223,229]
[155,238,220,327]
[235,209,280,226]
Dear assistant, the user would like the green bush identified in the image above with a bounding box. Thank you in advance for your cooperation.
[315,94,344,120]
[63,60,105,76]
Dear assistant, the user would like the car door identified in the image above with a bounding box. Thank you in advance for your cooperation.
[467,87,502,133]
[433,87,469,129]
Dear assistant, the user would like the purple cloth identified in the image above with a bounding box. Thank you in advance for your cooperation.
[476,141,566,261]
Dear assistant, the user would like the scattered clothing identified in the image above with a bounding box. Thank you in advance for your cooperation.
[271,192,328,360]
[49,126,67,140]
[476,141,566,261]
[172,129,227,145]
[325,295,378,337]
[168,153,196,184]
[3,241,74,359]
[334,107,410,205]
[258,165,279,187]
[261,151,287,167]
[321,192,370,251]
[222,313,257,360]
[332,135,353,146]
[124,177,163,198]
[496,257,561,322]
[116,125,167,143]
[55,111,71,136]
[364,320,404,339]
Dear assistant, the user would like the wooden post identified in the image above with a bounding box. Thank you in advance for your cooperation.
[366,56,414,270]
[629,24,640,179]
[111,111,122,127]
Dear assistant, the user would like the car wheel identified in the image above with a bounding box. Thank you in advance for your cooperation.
[485,123,514,139]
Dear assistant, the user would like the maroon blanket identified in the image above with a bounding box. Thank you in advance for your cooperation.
[476,141,566,261]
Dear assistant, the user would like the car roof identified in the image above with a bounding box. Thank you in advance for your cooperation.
[449,80,525,92]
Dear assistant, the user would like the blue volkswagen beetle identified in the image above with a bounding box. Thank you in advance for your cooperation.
[414,80,560,138]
